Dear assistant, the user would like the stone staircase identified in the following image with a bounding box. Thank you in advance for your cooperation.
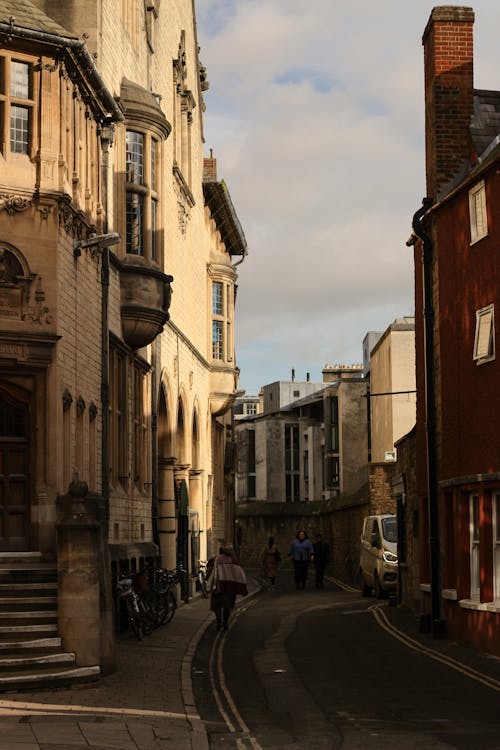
[0,552,100,691]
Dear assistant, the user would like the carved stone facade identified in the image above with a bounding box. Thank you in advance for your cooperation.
[0,0,247,672]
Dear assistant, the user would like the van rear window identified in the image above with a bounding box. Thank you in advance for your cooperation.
[382,517,397,543]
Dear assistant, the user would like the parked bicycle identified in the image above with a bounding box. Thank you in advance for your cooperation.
[116,565,186,638]
[116,574,153,641]
[197,560,209,598]
[153,566,183,624]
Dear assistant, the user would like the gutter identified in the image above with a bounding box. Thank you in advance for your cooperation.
[411,197,446,638]
[0,20,123,123]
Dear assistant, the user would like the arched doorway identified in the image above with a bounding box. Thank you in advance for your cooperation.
[0,384,30,551]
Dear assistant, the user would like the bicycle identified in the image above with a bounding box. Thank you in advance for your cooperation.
[116,575,154,640]
[154,566,186,624]
[197,560,209,598]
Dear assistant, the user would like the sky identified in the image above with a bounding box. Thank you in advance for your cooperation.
[196,1,500,395]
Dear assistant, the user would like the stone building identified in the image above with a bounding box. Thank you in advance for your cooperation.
[369,317,416,463]
[0,0,246,685]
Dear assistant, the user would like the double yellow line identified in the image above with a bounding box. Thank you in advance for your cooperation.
[371,605,500,693]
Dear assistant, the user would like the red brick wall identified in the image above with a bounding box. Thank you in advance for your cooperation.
[423,7,474,198]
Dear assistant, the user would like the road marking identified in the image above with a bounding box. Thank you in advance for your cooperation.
[0,700,199,721]
[206,598,263,750]
[371,606,500,692]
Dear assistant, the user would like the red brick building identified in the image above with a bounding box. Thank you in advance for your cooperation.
[410,7,500,654]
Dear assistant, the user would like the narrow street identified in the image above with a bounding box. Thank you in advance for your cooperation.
[193,576,500,750]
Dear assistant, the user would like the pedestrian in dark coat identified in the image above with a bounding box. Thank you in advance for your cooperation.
[313,533,330,588]
[207,544,248,630]
[288,530,314,590]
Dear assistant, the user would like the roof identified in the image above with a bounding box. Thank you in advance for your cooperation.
[203,180,247,258]
[0,0,75,37]
[471,89,500,160]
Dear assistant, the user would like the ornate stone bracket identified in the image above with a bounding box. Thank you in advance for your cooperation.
[62,389,73,412]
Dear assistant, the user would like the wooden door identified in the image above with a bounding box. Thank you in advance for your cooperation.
[0,392,30,551]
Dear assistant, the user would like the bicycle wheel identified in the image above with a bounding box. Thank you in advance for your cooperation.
[126,599,143,640]
[138,598,154,635]
[199,571,209,598]
[162,589,176,624]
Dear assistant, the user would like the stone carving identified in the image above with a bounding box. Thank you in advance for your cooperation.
[0,193,31,215]
[89,402,98,422]
[76,396,86,416]
[0,245,52,324]
[62,389,73,412]
[57,197,95,243]
[21,276,52,325]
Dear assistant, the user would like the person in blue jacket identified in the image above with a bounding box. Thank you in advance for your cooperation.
[288,530,314,590]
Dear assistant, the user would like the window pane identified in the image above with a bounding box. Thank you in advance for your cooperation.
[151,198,157,261]
[10,105,28,153]
[475,309,493,359]
[11,62,29,98]
[212,321,223,359]
[126,192,144,254]
[126,131,144,184]
[212,282,223,315]
[151,139,158,190]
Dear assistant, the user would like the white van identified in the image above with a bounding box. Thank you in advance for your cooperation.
[359,514,398,598]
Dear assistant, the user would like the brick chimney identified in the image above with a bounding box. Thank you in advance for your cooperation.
[203,148,217,182]
[422,6,475,199]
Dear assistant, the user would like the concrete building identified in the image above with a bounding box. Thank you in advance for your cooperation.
[0,0,246,684]
[234,368,368,505]
[369,317,416,463]
[408,6,500,655]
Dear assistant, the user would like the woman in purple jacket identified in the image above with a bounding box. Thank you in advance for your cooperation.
[288,530,314,590]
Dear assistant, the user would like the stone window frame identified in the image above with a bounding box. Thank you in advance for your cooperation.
[125,127,162,261]
[210,278,233,363]
[0,51,37,159]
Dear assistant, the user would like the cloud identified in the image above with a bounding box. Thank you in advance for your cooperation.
[197,0,500,393]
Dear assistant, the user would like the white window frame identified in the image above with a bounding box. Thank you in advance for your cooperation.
[469,180,488,244]
[473,304,495,364]
[210,278,233,363]
[493,493,500,602]
[470,494,480,601]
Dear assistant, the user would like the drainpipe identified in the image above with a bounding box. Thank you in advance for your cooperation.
[411,197,445,638]
[151,341,160,550]
[100,127,114,535]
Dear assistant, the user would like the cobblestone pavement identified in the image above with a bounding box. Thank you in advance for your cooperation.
[0,579,262,750]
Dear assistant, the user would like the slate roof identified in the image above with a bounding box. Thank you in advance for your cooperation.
[0,0,76,39]
[471,89,500,159]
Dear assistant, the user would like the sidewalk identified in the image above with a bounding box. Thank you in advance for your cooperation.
[0,576,260,750]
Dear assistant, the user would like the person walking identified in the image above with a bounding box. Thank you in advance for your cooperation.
[260,536,281,589]
[207,543,248,630]
[313,533,330,588]
[288,530,314,590]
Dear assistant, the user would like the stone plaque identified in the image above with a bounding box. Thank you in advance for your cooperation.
[0,287,22,319]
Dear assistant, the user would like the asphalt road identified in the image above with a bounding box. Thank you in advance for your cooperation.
[192,575,500,750]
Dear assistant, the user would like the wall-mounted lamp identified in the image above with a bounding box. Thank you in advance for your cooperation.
[74,232,120,259]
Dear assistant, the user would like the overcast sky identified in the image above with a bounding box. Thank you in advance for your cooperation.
[196,1,499,395]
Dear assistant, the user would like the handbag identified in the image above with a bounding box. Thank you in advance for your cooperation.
[274,550,281,562]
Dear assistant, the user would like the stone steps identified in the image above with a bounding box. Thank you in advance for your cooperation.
[0,553,100,692]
